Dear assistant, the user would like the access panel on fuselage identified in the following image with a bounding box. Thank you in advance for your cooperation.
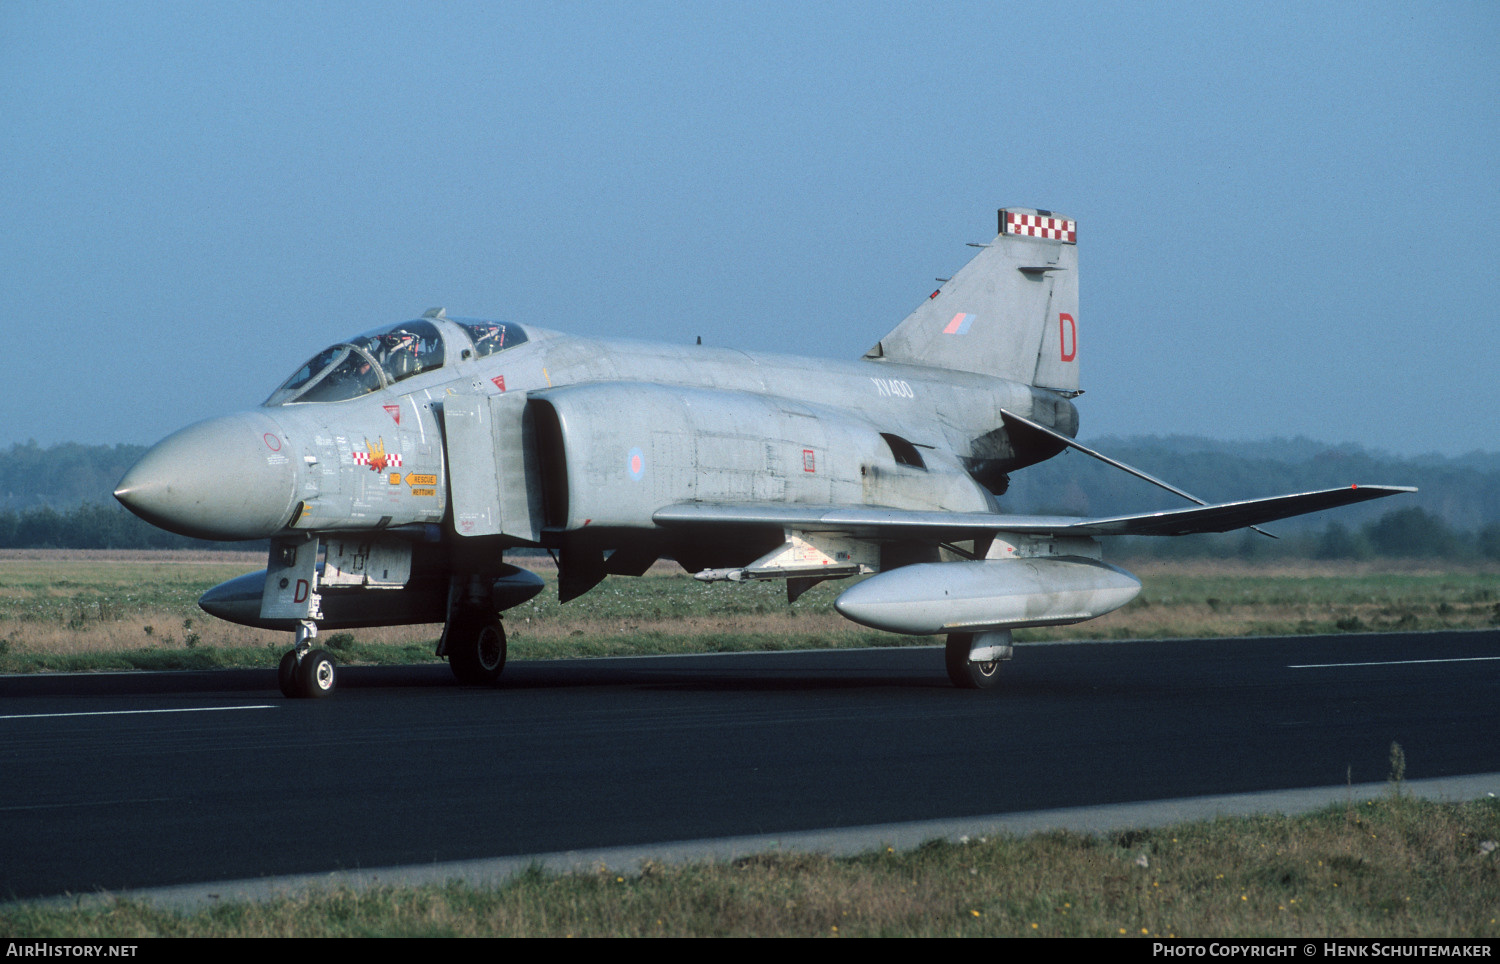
[441,393,544,543]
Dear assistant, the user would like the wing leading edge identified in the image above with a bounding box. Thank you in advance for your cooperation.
[652,484,1416,540]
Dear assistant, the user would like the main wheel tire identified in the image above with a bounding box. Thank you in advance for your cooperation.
[945,633,1002,690]
[299,649,336,698]
[277,651,300,698]
[449,614,507,685]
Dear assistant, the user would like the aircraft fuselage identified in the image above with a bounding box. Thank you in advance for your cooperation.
[116,320,1076,546]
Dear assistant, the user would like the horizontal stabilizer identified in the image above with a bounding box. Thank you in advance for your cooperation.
[1001,408,1279,536]
[653,484,1415,540]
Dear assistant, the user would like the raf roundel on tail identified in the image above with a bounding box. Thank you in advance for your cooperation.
[115,207,1415,696]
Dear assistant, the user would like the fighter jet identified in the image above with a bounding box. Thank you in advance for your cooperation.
[114,207,1413,697]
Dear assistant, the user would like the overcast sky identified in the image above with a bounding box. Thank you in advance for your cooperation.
[3,1,1495,457]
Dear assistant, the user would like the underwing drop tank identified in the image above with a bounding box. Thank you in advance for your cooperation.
[833,557,1141,636]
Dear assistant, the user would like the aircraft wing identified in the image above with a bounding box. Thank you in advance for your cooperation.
[1052,485,1417,536]
[652,485,1416,540]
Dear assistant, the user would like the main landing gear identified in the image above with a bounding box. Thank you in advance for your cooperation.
[945,630,1014,690]
[445,610,507,685]
[278,619,337,699]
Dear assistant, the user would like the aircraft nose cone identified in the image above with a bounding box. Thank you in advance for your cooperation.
[115,413,298,541]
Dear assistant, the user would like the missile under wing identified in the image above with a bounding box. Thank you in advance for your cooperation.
[116,207,1414,695]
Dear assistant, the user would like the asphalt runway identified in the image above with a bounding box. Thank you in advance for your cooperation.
[2,630,1498,901]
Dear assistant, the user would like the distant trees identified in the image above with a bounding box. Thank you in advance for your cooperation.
[0,440,244,549]
[1479,524,1500,561]
[0,502,241,550]
[1125,506,1500,563]
[1364,507,1465,559]
[1315,522,1371,561]
[1002,435,1500,544]
[0,441,150,511]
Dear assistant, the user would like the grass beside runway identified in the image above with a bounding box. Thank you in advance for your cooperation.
[4,790,1499,937]
[0,552,1496,674]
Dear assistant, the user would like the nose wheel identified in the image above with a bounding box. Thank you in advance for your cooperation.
[277,620,337,698]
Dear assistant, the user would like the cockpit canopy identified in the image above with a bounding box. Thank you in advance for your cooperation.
[452,319,527,359]
[266,317,528,405]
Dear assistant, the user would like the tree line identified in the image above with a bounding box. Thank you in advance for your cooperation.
[1118,506,1500,562]
[0,502,249,550]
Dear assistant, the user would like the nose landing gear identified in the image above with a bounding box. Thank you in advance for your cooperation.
[278,619,337,699]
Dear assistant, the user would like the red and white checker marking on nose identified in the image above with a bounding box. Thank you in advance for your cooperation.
[353,451,402,467]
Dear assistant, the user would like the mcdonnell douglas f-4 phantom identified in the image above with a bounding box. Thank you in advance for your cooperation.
[115,207,1414,697]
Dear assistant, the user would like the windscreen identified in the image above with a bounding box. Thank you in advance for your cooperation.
[266,320,446,405]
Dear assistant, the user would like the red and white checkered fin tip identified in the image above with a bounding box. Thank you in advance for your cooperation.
[1002,210,1076,243]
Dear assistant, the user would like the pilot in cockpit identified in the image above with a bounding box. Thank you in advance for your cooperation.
[378,331,421,379]
[468,324,505,354]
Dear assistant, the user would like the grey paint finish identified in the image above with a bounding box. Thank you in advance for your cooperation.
[441,394,502,538]
[834,557,1141,635]
[531,381,997,531]
[871,208,1079,394]
[113,411,298,541]
[111,206,1414,682]
[649,485,1414,540]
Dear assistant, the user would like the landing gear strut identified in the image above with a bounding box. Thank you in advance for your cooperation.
[446,610,507,685]
[263,537,335,699]
[278,619,337,699]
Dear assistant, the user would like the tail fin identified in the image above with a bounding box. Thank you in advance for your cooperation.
[865,208,1079,393]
